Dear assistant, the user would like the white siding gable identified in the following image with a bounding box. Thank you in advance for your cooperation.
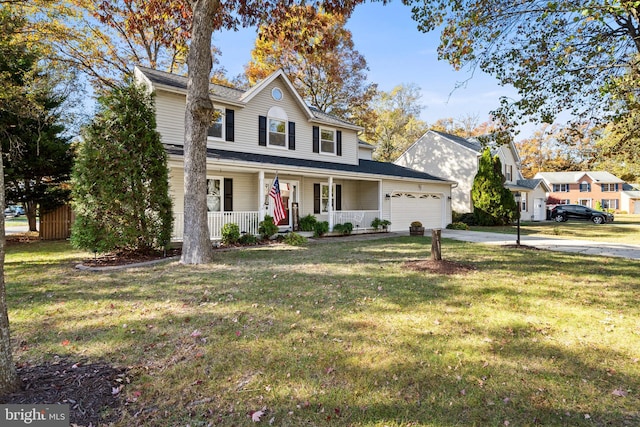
[138,67,361,166]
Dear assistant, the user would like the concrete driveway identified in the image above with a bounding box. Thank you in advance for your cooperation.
[442,229,640,260]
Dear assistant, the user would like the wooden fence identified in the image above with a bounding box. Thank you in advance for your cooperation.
[39,205,74,240]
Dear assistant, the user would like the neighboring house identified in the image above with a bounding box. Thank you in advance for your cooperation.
[394,130,549,221]
[134,66,455,240]
[534,171,627,212]
[621,183,640,214]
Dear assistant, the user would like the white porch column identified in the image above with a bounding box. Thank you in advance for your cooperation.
[378,179,384,221]
[328,176,334,230]
[258,170,266,221]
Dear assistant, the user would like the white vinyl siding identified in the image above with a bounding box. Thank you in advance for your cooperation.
[155,91,187,145]
[153,78,359,166]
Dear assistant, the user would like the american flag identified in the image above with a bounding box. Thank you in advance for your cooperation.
[269,176,286,224]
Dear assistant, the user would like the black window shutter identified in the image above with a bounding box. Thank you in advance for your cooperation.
[336,131,342,156]
[313,126,319,153]
[224,178,233,211]
[314,184,320,214]
[225,109,234,142]
[335,184,342,210]
[259,116,267,146]
[288,122,296,150]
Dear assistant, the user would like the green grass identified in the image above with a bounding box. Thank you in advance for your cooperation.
[4,216,29,228]
[6,238,640,426]
[471,214,640,244]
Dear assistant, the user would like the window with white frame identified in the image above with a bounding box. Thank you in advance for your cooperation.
[553,184,570,192]
[320,129,335,154]
[207,108,224,139]
[505,164,513,181]
[579,181,591,192]
[268,118,286,147]
[560,199,570,205]
[206,178,222,212]
[321,183,335,212]
[601,199,618,209]
[601,183,618,192]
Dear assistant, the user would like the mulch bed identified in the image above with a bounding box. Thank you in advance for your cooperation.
[404,259,477,274]
[0,358,129,426]
[81,248,182,267]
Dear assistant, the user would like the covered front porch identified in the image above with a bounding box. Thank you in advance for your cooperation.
[169,169,385,241]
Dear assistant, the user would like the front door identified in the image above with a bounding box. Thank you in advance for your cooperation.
[266,180,298,228]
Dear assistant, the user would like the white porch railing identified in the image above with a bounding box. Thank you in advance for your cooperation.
[330,210,381,230]
[172,211,259,241]
[172,210,381,241]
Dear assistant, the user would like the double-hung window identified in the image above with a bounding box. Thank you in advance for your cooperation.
[207,108,224,139]
[601,183,618,192]
[320,129,335,154]
[553,184,570,192]
[268,118,286,147]
[579,181,591,192]
[206,178,222,212]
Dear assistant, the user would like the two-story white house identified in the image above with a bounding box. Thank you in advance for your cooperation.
[394,130,549,221]
[134,67,455,240]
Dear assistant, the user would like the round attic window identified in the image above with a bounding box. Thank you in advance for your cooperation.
[272,87,283,101]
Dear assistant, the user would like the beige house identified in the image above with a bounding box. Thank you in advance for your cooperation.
[395,130,549,221]
[134,67,455,240]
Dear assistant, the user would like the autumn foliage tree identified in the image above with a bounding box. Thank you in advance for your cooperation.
[370,84,427,162]
[245,5,377,135]
[181,0,364,264]
[406,0,640,141]
[516,124,597,178]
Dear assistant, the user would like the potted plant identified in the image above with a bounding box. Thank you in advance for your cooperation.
[409,221,425,236]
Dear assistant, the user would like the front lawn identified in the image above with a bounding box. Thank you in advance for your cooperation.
[5,238,640,426]
[471,214,640,244]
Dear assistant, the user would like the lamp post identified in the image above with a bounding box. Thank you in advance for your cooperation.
[514,192,521,246]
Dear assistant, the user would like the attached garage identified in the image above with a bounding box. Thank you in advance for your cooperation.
[390,192,445,230]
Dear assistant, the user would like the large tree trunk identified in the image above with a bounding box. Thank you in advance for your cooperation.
[0,155,20,393]
[180,0,219,264]
[25,200,37,232]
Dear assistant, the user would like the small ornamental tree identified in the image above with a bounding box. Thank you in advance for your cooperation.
[71,82,173,253]
[472,148,517,226]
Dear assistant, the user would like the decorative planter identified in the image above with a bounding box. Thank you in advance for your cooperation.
[409,226,425,236]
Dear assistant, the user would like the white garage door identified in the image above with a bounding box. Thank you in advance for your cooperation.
[390,192,443,230]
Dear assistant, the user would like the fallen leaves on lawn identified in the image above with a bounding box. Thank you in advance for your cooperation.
[249,407,267,422]
[612,388,628,397]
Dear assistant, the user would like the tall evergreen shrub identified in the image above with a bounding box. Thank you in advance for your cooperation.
[71,82,173,252]
[472,148,517,226]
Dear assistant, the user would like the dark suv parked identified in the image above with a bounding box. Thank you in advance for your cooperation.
[550,204,614,224]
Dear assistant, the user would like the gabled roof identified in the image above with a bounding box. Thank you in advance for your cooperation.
[398,130,523,170]
[429,130,482,153]
[163,145,455,184]
[134,66,362,131]
[535,171,625,184]
[517,178,550,192]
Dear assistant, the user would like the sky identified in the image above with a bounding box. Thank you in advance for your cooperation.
[211,1,519,131]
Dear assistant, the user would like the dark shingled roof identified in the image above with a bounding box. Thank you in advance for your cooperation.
[164,145,452,183]
[517,179,544,190]
[137,66,245,101]
[430,130,482,152]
